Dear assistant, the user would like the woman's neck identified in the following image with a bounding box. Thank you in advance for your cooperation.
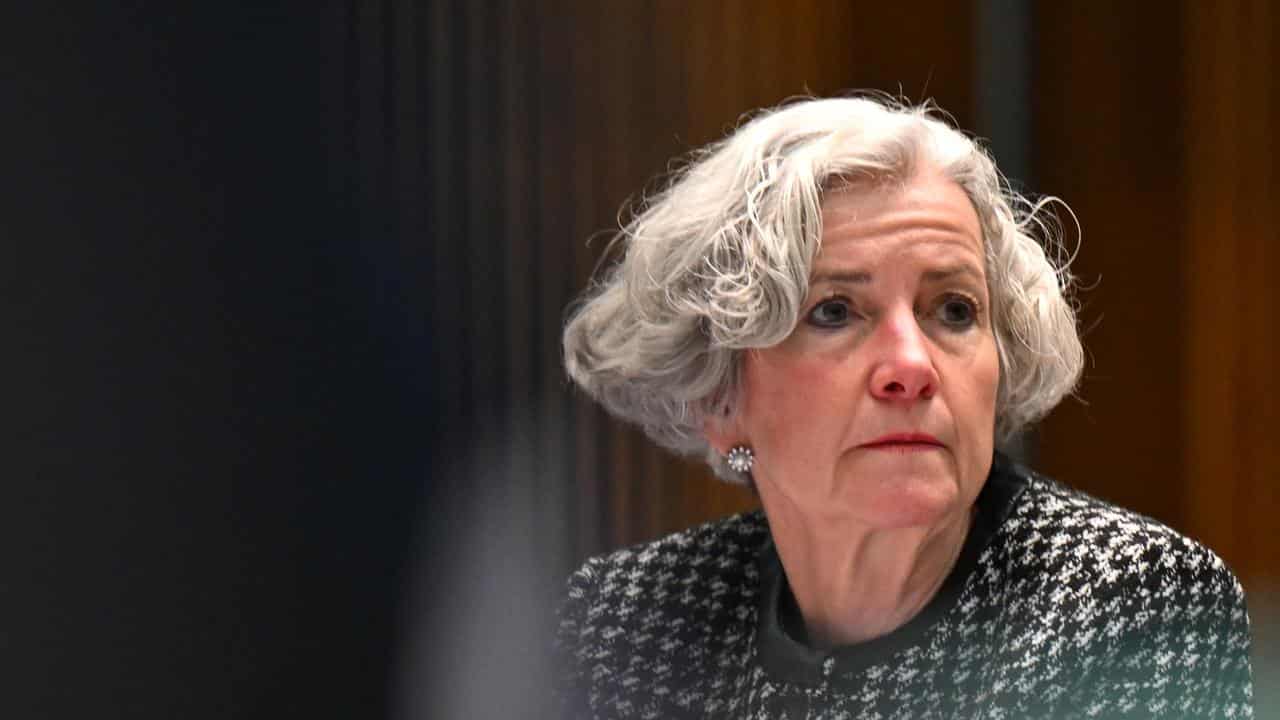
[763,493,976,649]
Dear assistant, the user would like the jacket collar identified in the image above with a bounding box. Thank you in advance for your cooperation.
[754,452,1029,687]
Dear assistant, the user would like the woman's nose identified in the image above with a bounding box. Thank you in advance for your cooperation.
[868,310,939,401]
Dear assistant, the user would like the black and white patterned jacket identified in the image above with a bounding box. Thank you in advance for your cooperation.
[555,456,1254,718]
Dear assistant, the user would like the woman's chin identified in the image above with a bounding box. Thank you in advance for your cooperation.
[842,466,965,529]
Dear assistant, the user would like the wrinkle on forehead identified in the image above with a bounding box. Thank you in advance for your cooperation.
[819,169,983,250]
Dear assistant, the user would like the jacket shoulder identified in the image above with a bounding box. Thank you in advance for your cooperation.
[590,509,769,574]
[562,509,770,620]
[994,469,1253,715]
[993,468,1248,641]
[554,511,769,716]
[1010,473,1238,586]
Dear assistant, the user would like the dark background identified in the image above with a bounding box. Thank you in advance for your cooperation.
[3,2,1276,718]
[6,4,429,717]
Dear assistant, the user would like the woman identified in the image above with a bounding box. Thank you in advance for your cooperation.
[556,97,1253,718]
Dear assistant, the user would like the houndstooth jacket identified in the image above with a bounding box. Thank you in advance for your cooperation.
[554,455,1254,719]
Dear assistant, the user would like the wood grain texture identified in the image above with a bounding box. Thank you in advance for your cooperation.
[1181,0,1277,589]
[1179,4,1278,710]
[1030,3,1190,528]
[1031,0,1278,590]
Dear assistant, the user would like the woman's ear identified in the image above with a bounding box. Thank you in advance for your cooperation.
[702,404,742,457]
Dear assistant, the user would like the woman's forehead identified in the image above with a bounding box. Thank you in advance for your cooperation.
[819,171,982,251]
[813,174,986,285]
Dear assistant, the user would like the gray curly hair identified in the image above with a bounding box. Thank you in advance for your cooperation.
[563,96,1083,483]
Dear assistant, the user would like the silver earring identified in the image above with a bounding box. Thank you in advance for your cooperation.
[726,446,754,474]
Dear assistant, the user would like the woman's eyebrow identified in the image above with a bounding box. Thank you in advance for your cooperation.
[810,264,984,286]
[921,264,985,284]
[809,270,872,286]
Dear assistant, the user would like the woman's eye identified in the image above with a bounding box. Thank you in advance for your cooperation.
[807,298,853,328]
[936,296,978,328]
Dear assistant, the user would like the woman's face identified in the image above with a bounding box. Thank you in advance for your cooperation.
[720,169,1000,529]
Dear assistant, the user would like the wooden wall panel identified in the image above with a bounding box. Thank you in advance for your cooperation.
[1182,0,1278,592]
[1031,2,1278,707]
[1181,2,1278,710]
[1031,3,1189,527]
[1032,0,1278,582]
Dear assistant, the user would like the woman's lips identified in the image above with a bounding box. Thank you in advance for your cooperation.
[858,433,945,451]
